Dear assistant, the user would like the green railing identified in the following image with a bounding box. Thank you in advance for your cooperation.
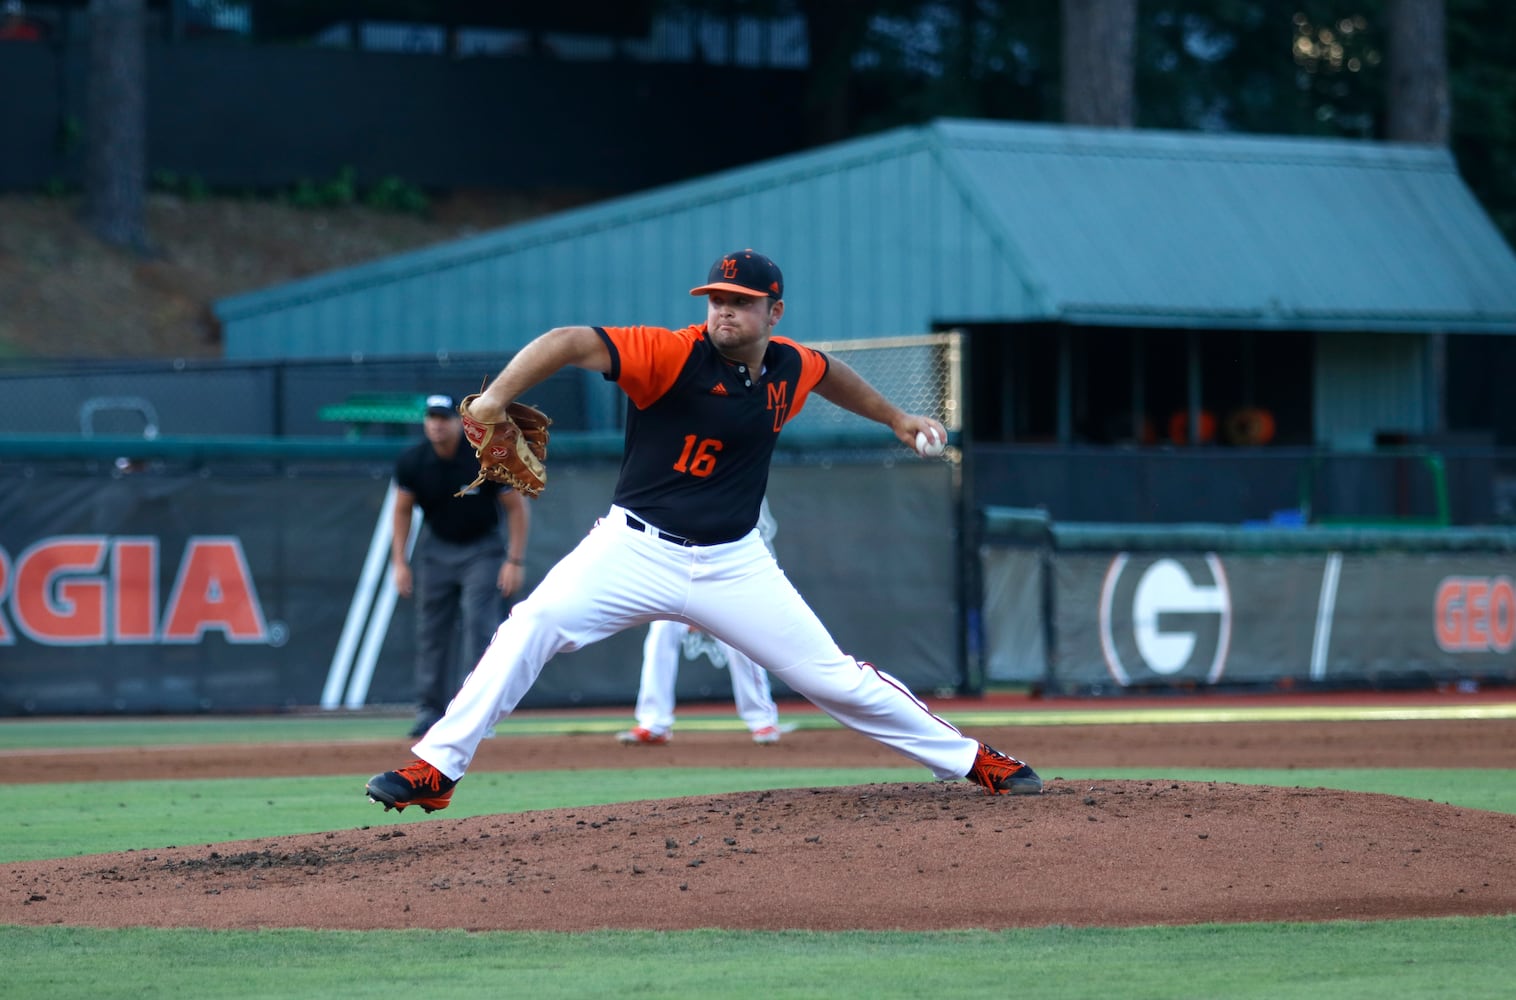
[316,392,432,437]
[1297,448,1451,528]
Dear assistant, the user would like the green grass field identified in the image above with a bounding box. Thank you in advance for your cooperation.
[2,713,1514,1000]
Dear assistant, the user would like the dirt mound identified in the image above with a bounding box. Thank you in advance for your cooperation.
[6,779,1514,931]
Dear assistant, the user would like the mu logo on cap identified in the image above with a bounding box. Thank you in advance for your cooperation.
[690,249,784,300]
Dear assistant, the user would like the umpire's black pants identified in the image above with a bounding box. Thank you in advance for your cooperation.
[413,529,504,720]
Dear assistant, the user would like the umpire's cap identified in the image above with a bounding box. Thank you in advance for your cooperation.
[690,249,783,300]
[424,394,456,417]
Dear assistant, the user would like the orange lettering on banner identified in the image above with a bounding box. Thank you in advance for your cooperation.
[161,538,268,643]
[14,538,108,644]
[1434,576,1516,653]
[1435,579,1460,649]
[0,535,268,645]
[1466,579,1491,648]
[1493,578,1516,650]
[113,539,158,642]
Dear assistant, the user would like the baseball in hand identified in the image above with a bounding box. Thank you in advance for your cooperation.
[915,428,946,458]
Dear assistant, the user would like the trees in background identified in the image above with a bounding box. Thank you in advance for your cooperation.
[82,0,148,252]
[1386,0,1449,144]
[70,1,1513,245]
[793,0,882,145]
[1060,0,1137,127]
[844,0,1508,243]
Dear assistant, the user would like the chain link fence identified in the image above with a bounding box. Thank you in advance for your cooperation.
[782,332,964,465]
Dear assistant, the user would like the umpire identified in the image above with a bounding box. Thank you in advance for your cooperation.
[392,394,532,737]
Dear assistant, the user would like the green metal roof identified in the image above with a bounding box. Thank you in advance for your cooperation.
[215,119,1516,359]
[941,120,1516,331]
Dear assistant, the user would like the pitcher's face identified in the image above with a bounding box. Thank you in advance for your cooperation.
[705,291,782,359]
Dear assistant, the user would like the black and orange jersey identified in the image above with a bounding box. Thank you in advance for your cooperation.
[594,323,829,543]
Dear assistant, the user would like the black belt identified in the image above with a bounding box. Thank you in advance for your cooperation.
[625,514,697,547]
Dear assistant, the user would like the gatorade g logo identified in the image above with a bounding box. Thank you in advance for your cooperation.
[1098,554,1232,685]
[0,535,281,646]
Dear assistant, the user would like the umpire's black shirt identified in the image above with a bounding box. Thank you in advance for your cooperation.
[394,436,508,544]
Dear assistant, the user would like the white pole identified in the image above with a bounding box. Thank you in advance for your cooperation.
[344,504,421,709]
[321,481,399,709]
[1310,552,1343,682]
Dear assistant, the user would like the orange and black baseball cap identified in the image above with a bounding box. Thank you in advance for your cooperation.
[690,249,783,300]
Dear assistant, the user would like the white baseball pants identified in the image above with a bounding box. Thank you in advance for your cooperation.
[415,506,979,782]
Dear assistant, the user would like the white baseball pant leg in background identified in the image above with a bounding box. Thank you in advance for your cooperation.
[725,642,779,733]
[632,619,684,736]
[732,494,781,733]
[635,619,778,735]
[415,505,978,781]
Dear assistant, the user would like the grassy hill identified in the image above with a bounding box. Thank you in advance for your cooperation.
[0,189,585,361]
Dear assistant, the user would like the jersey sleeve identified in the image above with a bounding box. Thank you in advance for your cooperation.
[595,324,703,409]
[772,337,830,424]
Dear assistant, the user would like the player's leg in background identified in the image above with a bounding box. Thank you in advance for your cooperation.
[722,641,780,741]
[622,618,683,741]
[457,538,506,689]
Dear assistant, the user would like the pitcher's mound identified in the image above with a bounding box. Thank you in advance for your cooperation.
[6,779,1513,930]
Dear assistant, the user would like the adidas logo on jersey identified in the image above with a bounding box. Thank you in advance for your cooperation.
[710,383,729,396]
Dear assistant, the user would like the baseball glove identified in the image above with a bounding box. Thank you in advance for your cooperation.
[455,394,551,498]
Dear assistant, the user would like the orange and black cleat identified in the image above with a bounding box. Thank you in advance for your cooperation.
[365,759,457,813]
[965,743,1042,795]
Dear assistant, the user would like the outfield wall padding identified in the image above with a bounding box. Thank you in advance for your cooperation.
[0,461,957,715]
[980,512,1516,692]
